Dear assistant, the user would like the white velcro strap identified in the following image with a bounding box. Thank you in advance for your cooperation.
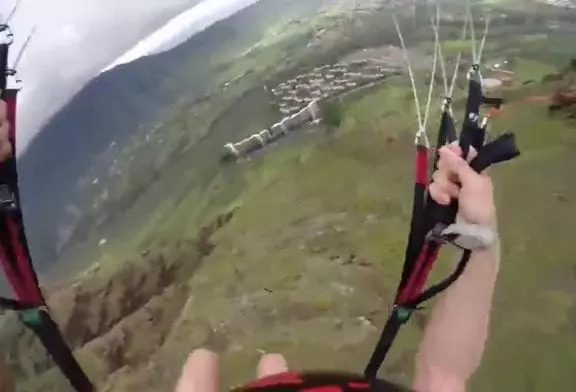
[441,223,495,250]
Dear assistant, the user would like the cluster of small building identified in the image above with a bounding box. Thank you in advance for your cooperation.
[483,60,516,97]
[543,0,576,8]
[221,51,405,161]
[223,100,321,159]
[272,59,400,116]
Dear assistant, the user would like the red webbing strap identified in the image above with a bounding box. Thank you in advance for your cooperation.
[397,144,429,298]
[0,241,25,299]
[7,217,42,303]
[4,93,16,141]
[411,245,441,297]
[1,91,43,304]
[415,144,428,186]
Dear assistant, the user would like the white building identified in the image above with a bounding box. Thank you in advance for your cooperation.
[544,0,576,8]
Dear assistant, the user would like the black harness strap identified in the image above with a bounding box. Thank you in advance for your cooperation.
[364,55,520,379]
[482,96,504,108]
[20,308,95,392]
[0,295,36,311]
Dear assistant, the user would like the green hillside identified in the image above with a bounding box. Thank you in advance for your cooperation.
[103,75,576,391]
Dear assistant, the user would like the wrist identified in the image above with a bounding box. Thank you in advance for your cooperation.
[446,211,498,252]
[457,204,497,228]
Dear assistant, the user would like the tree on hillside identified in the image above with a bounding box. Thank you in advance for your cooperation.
[321,101,344,130]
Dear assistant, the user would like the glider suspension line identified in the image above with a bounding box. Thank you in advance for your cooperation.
[364,2,520,380]
[0,5,95,391]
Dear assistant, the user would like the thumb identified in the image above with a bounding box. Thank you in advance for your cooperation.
[176,349,219,392]
[257,354,288,379]
[438,146,480,187]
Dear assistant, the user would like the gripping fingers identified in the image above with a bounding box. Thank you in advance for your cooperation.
[0,142,11,162]
[0,100,6,120]
[256,354,289,379]
[0,121,12,162]
[428,182,451,205]
[442,142,478,162]
[0,100,12,162]
[429,161,461,205]
[431,170,459,196]
[429,180,460,205]
[444,142,462,157]
[176,349,219,392]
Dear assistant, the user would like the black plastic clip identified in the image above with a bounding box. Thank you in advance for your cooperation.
[0,184,17,212]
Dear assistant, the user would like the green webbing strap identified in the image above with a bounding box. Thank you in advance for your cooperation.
[18,306,95,391]
[19,307,43,327]
[364,304,416,378]
[394,305,413,324]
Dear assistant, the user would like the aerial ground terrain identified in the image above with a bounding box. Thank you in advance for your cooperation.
[2,0,576,391]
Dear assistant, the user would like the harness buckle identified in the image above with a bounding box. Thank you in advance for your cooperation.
[0,25,14,45]
[0,184,17,212]
[426,222,494,250]
[414,128,429,148]
[392,305,414,324]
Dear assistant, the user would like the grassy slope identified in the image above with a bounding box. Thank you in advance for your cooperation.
[94,14,576,392]
[10,73,576,391]
[471,90,576,391]
[91,73,576,391]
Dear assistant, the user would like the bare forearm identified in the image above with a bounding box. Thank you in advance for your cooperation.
[413,226,500,391]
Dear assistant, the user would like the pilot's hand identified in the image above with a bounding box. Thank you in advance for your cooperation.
[176,349,288,392]
[0,100,12,162]
[429,142,496,226]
